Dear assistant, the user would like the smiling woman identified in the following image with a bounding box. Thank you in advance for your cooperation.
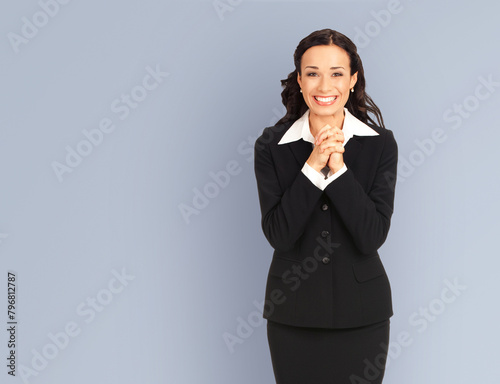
[297,45,357,135]
[253,29,398,384]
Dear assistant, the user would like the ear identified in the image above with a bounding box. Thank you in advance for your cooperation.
[350,71,358,89]
[297,71,302,89]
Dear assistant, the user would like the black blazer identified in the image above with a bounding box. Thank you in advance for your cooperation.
[254,116,398,329]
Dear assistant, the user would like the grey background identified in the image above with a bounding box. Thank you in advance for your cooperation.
[1,0,498,383]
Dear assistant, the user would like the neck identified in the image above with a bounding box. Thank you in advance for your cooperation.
[309,110,345,138]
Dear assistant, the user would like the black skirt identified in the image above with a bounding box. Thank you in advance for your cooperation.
[267,318,390,384]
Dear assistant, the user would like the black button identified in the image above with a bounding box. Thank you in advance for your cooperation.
[321,230,330,238]
[322,257,330,264]
[321,204,329,211]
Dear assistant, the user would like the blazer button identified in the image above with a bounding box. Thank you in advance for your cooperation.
[321,203,329,211]
[321,230,330,238]
[322,257,330,264]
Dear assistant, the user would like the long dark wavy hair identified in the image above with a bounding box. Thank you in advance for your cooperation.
[276,29,385,129]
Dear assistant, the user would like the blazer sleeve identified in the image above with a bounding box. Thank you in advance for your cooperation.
[254,130,323,252]
[323,129,398,254]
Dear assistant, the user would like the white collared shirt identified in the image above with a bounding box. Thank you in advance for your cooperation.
[278,108,379,190]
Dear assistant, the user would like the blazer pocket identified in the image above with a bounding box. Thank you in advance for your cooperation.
[352,255,386,283]
[268,256,299,278]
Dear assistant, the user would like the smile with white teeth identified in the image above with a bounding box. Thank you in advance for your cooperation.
[314,96,337,102]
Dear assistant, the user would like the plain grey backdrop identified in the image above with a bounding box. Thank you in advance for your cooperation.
[1,0,499,383]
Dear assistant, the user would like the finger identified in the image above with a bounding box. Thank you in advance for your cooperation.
[316,125,343,145]
[318,141,338,153]
[317,130,340,146]
[321,133,344,146]
[315,124,332,145]
[321,142,345,154]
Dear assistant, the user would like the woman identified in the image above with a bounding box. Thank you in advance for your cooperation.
[253,29,398,383]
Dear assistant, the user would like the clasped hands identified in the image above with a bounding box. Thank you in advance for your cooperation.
[306,124,345,175]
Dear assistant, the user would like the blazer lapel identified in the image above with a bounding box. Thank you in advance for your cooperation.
[287,139,313,168]
[343,136,363,167]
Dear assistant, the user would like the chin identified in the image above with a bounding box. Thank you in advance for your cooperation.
[310,106,343,117]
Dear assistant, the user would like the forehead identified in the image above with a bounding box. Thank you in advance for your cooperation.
[301,45,350,69]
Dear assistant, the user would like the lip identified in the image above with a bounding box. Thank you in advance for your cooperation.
[313,95,338,106]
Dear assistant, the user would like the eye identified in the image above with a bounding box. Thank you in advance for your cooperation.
[332,72,343,77]
[306,72,318,77]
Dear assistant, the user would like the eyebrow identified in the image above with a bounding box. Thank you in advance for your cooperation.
[305,66,345,70]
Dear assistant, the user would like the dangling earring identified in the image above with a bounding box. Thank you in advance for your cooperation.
[351,87,354,93]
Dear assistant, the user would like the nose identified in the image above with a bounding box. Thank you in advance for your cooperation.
[318,76,332,93]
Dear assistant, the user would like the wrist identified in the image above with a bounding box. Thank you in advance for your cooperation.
[306,159,325,173]
[329,162,345,174]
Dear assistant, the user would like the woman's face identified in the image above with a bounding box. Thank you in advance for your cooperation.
[297,44,357,120]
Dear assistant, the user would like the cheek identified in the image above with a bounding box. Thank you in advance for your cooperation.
[337,78,351,91]
[301,80,314,93]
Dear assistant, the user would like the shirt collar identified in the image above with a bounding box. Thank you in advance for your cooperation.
[277,108,379,146]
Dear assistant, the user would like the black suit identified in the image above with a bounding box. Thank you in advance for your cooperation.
[254,117,398,329]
